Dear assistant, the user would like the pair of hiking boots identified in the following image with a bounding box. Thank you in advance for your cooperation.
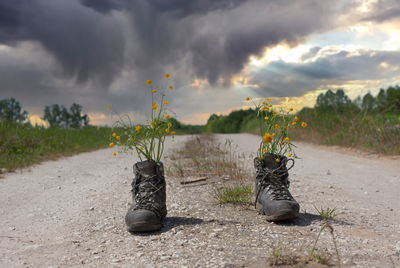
[125,153,299,232]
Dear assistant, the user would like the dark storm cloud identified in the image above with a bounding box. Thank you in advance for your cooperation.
[81,0,245,17]
[0,0,125,87]
[0,0,339,88]
[0,0,350,120]
[251,49,400,97]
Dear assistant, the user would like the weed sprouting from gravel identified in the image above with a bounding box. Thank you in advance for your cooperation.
[268,244,312,266]
[311,206,341,267]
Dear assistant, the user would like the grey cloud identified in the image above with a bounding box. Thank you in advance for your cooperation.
[300,46,321,61]
[363,0,400,22]
[251,49,400,97]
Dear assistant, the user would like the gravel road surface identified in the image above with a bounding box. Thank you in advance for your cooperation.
[1,134,399,267]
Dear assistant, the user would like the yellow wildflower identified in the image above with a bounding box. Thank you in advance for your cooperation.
[263,148,267,153]
[165,128,170,134]
[276,158,280,163]
[165,114,170,119]
[135,125,142,131]
[275,124,280,129]
[152,89,157,93]
[301,122,307,128]
[165,73,170,79]
[171,131,176,135]
[152,103,158,111]
[264,116,269,120]
[262,133,272,144]
[109,142,114,147]
[292,122,297,126]
[113,152,116,157]
[268,104,272,107]
[284,137,290,142]
[164,100,169,104]
[169,85,174,90]
[261,106,267,111]
[146,80,152,85]
[116,136,121,140]
[273,111,277,116]
[272,133,276,137]
[262,101,266,105]
[288,154,292,157]
[107,105,110,111]
[112,133,117,137]
[267,98,272,102]
[246,97,250,101]
[294,116,298,121]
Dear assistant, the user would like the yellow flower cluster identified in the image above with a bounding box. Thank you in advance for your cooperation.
[263,133,273,144]
[244,96,308,160]
[107,73,176,162]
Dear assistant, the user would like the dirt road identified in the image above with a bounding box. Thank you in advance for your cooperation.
[1,134,399,267]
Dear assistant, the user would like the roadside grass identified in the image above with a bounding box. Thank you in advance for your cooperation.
[291,110,400,155]
[0,122,112,173]
[167,134,254,205]
[203,107,400,155]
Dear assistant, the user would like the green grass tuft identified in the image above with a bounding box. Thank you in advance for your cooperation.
[212,184,253,205]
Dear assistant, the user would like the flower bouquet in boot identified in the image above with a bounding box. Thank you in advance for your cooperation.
[109,74,176,232]
[245,97,307,221]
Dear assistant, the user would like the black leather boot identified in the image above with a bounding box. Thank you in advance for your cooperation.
[125,160,167,232]
[254,153,299,221]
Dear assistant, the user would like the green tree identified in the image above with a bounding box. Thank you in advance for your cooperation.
[386,86,400,113]
[69,103,89,128]
[375,89,387,112]
[0,98,28,123]
[361,92,375,111]
[43,103,89,128]
[315,89,357,113]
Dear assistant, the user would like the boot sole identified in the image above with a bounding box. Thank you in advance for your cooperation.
[127,221,162,232]
[256,203,299,221]
[264,210,299,221]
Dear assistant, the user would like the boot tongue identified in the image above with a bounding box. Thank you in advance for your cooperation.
[136,160,157,176]
[263,153,280,169]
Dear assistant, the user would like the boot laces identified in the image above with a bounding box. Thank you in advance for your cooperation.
[134,175,163,213]
[255,158,294,207]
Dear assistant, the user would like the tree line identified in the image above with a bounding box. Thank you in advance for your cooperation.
[204,85,400,133]
[0,98,89,128]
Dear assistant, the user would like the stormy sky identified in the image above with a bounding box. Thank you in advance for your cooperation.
[1,0,400,124]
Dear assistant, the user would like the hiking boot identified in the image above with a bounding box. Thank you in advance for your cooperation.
[254,153,299,221]
[125,160,167,232]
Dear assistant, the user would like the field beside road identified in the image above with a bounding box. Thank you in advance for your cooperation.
[1,134,399,267]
